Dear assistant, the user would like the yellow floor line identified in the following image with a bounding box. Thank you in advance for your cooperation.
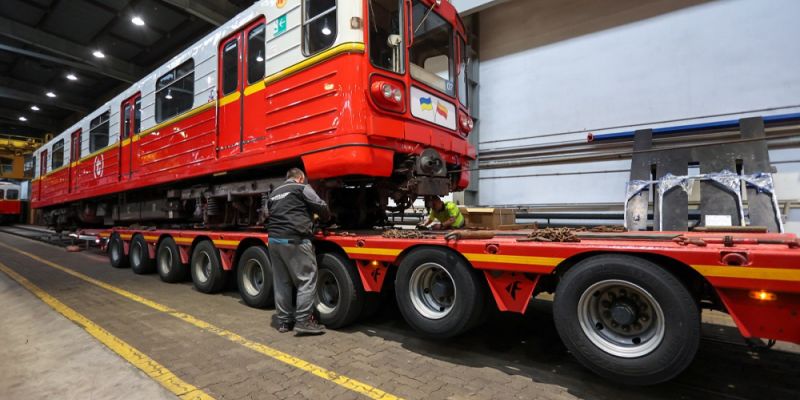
[0,261,214,400]
[0,241,400,400]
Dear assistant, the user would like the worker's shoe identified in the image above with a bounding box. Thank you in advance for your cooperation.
[277,321,294,333]
[294,317,325,336]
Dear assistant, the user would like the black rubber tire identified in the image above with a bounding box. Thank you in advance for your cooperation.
[553,254,700,385]
[236,246,274,308]
[129,234,155,274]
[156,237,187,283]
[108,233,129,268]
[316,252,365,329]
[190,240,227,293]
[394,247,485,338]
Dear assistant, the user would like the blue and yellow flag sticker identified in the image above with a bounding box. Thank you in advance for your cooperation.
[419,97,433,111]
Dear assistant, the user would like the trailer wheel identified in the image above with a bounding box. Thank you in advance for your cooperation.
[236,245,274,308]
[191,240,227,293]
[553,254,700,385]
[395,247,484,337]
[108,234,129,269]
[129,235,155,274]
[316,252,364,328]
[157,237,187,283]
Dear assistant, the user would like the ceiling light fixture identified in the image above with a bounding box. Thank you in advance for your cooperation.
[46,91,56,98]
[66,73,78,81]
[321,26,332,36]
[131,16,145,26]
[165,89,173,100]
[31,105,40,111]
[19,116,27,121]
[93,50,105,58]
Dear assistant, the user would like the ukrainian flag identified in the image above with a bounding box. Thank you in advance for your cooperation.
[419,97,433,111]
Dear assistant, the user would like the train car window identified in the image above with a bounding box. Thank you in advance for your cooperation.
[222,39,239,95]
[409,0,454,96]
[457,36,469,108]
[24,156,34,178]
[71,129,81,161]
[247,24,266,84]
[302,0,337,55]
[0,189,4,198]
[6,189,19,200]
[90,112,110,152]
[134,98,141,134]
[122,104,131,139]
[0,157,12,175]
[368,0,404,73]
[156,59,195,123]
[52,139,64,170]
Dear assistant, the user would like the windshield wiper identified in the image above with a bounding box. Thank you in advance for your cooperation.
[414,0,440,35]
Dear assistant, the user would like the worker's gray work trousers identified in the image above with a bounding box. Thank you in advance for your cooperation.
[268,239,317,323]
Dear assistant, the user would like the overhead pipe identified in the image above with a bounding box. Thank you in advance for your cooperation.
[587,112,800,142]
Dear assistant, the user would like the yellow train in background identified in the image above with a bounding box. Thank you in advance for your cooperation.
[1,134,43,180]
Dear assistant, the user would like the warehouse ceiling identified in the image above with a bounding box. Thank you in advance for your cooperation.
[0,0,254,139]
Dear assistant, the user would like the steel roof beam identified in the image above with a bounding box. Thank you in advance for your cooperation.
[0,16,145,83]
[0,107,61,132]
[0,43,128,82]
[159,0,239,26]
[0,79,90,114]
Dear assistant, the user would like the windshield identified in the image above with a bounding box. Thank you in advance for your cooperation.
[409,0,454,96]
[369,0,404,73]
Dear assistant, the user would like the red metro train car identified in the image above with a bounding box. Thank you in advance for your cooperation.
[0,182,22,224]
[31,0,474,229]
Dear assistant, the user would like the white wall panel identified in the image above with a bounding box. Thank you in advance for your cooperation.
[476,0,800,231]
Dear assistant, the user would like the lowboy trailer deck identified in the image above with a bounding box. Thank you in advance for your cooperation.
[100,227,800,385]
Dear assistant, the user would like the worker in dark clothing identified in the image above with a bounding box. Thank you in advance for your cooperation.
[267,168,330,335]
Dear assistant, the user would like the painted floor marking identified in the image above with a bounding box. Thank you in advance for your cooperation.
[0,261,214,400]
[0,240,401,400]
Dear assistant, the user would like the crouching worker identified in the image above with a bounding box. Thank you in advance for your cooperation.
[267,168,330,335]
[418,196,465,230]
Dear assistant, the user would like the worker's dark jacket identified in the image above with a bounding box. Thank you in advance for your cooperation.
[267,179,330,240]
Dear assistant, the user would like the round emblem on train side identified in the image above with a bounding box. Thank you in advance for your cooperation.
[276,0,286,8]
[94,154,104,178]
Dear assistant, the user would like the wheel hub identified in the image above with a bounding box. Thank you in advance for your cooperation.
[577,280,665,358]
[409,263,457,320]
[609,300,637,326]
[431,279,454,301]
[316,269,340,314]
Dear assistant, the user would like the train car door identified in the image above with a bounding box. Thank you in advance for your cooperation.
[39,150,47,198]
[70,129,81,193]
[217,19,265,158]
[119,94,141,181]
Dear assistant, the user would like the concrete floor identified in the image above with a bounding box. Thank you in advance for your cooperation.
[0,230,798,400]
[0,268,176,400]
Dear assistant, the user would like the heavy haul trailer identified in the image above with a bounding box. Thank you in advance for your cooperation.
[102,227,800,385]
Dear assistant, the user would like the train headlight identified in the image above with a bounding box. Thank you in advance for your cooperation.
[392,89,403,103]
[459,111,474,135]
[370,79,406,113]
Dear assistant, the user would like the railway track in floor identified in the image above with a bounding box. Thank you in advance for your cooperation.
[0,224,90,248]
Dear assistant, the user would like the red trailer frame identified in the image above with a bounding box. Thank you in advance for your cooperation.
[99,226,800,385]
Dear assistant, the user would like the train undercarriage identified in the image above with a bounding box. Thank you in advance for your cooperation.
[41,149,460,231]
